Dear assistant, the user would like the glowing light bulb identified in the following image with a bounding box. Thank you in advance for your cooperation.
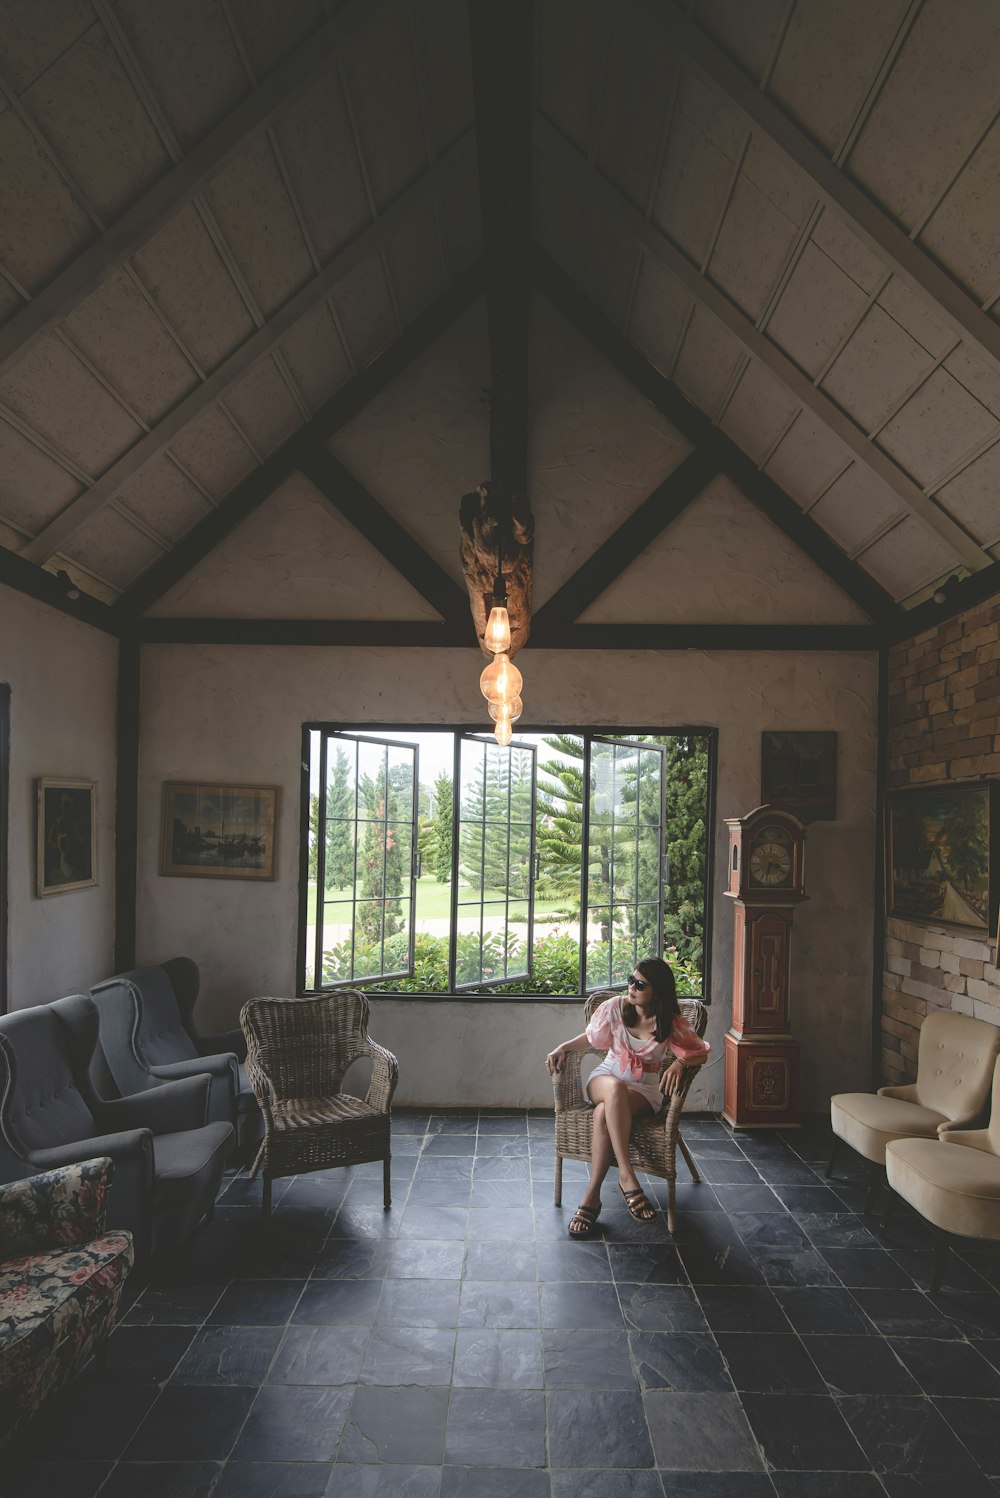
[494,713,513,746]
[484,605,512,655]
[488,695,522,723]
[479,652,523,704]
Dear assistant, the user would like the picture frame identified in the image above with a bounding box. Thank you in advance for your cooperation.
[760,731,837,823]
[37,778,97,897]
[887,781,999,934]
[161,782,278,881]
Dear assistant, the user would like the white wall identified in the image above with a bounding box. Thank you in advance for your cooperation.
[137,643,878,1111]
[1,586,118,1007]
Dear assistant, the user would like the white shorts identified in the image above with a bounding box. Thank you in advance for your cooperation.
[586,1058,663,1114]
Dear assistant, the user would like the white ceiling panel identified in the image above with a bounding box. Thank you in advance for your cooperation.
[113,0,248,150]
[64,503,162,589]
[339,0,427,210]
[597,4,676,212]
[809,466,902,553]
[278,303,352,415]
[25,24,170,220]
[878,369,998,487]
[384,197,447,327]
[719,362,799,466]
[536,0,600,153]
[821,306,935,430]
[148,470,441,620]
[858,514,961,599]
[652,72,743,264]
[766,242,870,378]
[224,358,303,458]
[62,268,198,426]
[810,210,886,295]
[131,204,257,372]
[919,122,1000,302]
[0,416,82,532]
[273,71,372,264]
[115,456,211,545]
[673,304,744,418]
[328,255,398,373]
[708,155,810,321]
[764,412,853,506]
[529,300,692,607]
[845,0,1000,228]
[693,0,791,80]
[417,0,474,153]
[944,345,1000,421]
[0,335,142,475]
[580,472,868,625]
[0,109,95,291]
[330,303,489,592]
[768,0,912,155]
[629,254,692,378]
[0,0,93,94]
[225,0,325,80]
[876,279,955,360]
[580,212,638,330]
[204,135,314,317]
[935,440,1000,545]
[168,406,257,500]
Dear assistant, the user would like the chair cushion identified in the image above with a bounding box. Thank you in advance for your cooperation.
[273,1095,381,1131]
[152,1122,233,1213]
[830,1092,946,1164]
[886,1137,1000,1241]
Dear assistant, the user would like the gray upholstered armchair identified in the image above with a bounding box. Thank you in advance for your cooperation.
[0,996,233,1257]
[91,958,261,1152]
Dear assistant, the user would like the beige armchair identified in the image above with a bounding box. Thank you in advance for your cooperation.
[828,1010,1000,1212]
[886,1053,1000,1290]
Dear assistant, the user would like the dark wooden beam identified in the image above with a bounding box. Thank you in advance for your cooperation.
[298,447,469,626]
[534,248,900,629]
[114,262,483,619]
[888,558,1000,643]
[114,635,140,972]
[0,546,119,634]
[534,624,880,651]
[136,618,469,646]
[532,448,720,636]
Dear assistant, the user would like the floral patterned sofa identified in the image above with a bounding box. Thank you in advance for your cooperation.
[0,1157,134,1449]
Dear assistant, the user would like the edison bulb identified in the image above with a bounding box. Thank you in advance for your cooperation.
[483,605,512,655]
[494,713,513,746]
[488,695,522,723]
[479,652,522,704]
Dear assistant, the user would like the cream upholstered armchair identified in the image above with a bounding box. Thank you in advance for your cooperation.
[886,1052,1000,1290]
[552,990,708,1234]
[828,1010,1000,1211]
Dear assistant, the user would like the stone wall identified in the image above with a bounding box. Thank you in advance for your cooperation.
[883,597,1000,1083]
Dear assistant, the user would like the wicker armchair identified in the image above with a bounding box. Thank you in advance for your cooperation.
[552,990,708,1233]
[240,991,399,1218]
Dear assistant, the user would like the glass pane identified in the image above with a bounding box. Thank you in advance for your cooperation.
[355,822,385,902]
[586,928,611,991]
[636,828,660,902]
[612,742,638,826]
[507,833,531,898]
[590,742,613,829]
[483,822,510,900]
[637,746,662,826]
[460,740,485,819]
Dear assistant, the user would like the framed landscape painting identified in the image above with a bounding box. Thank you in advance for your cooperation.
[161,782,278,880]
[761,731,837,822]
[888,781,999,933]
[37,779,97,896]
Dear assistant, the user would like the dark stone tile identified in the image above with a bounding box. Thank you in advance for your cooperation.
[548,1388,654,1468]
[771,1477,886,1497]
[607,1245,686,1284]
[753,1245,841,1288]
[894,1247,990,1291]
[292,1279,383,1326]
[233,1386,351,1462]
[377,1277,461,1328]
[459,1280,541,1328]
[232,1227,323,1280]
[478,1114,528,1133]
[406,1178,472,1207]
[542,1328,636,1389]
[669,1211,745,1248]
[464,1241,537,1280]
[442,1467,549,1498]
[628,1331,732,1392]
[596,1208,672,1244]
[328,1206,402,1240]
[476,1136,530,1157]
[415,1156,474,1182]
[95,1464,219,1498]
[930,1291,1000,1339]
[267,1324,369,1385]
[803,1334,919,1396]
[659,1479,775,1498]
[796,1214,879,1248]
[360,1326,456,1385]
[643,1391,763,1470]
[127,1386,256,1461]
[311,1240,394,1279]
[679,1244,766,1287]
[879,1477,998,1498]
[339,1385,449,1465]
[821,1248,915,1289]
[697,1158,764,1184]
[755,1159,825,1186]
[657,1181,722,1212]
[470,1180,534,1208]
[4,1463,112,1498]
[838,1393,980,1475]
[973,1338,1000,1375]
[397,1205,469,1239]
[618,1283,709,1334]
[712,1184,785,1213]
[774,1288,874,1337]
[850,1289,963,1340]
[428,1114,479,1133]
[446,1387,546,1466]
[716,1333,825,1394]
[422,1134,478,1156]
[387,1239,465,1279]
[469,1207,536,1240]
[124,1282,223,1326]
[106,1324,196,1382]
[890,1336,1000,1397]
[696,1287,789,1334]
[539,1281,624,1329]
[729,1213,809,1250]
[329,1466,442,1498]
[172,1325,283,1384]
[935,1395,1000,1472]
[535,1240,613,1281]
[453,1328,545,1388]
[773,1184,849,1212]
[741,1393,867,1471]
[207,1281,305,1325]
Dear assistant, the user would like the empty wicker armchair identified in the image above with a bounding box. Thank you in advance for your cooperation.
[240,991,399,1218]
[553,990,708,1233]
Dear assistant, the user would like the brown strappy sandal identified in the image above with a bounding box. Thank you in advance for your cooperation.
[568,1204,600,1239]
[620,1184,657,1222]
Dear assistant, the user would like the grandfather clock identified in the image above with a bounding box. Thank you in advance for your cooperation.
[723,806,806,1128]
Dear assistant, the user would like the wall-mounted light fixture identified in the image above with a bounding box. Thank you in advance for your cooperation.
[932,574,960,605]
[56,569,81,601]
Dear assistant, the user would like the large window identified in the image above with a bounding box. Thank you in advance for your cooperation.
[299,725,713,1000]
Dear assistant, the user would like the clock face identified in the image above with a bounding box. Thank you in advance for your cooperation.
[748,827,794,887]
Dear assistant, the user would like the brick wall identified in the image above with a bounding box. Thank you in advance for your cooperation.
[883,597,1000,1084]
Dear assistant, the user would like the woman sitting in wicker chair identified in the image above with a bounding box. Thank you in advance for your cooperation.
[545,957,710,1238]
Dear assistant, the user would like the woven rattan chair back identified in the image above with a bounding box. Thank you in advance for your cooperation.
[552,988,708,1234]
[240,991,398,1218]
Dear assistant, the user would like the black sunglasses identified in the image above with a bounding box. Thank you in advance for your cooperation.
[628,974,649,991]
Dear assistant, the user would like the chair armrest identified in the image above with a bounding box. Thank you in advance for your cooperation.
[28,1129,152,1172]
[96,1075,210,1134]
[194,1027,246,1062]
[151,1054,238,1086]
[878,1083,919,1102]
[939,1126,995,1151]
[362,1041,399,1115]
[551,1049,601,1112]
[0,1157,114,1257]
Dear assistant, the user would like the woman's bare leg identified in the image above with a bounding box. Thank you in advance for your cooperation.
[587,1077,652,1195]
[579,1101,614,1211]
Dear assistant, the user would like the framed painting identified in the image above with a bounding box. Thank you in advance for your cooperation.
[761,731,837,823]
[888,781,999,934]
[161,782,278,881]
[37,779,97,896]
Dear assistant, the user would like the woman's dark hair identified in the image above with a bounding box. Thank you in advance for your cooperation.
[622,956,679,1042]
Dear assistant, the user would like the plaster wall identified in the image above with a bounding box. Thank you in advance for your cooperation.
[137,644,879,1110]
[0,586,118,1007]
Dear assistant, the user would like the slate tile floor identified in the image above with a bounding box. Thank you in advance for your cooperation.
[7,1112,1000,1497]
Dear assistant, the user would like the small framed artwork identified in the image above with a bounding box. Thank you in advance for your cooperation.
[37,779,97,897]
[888,781,999,934]
[161,782,278,881]
[761,731,837,823]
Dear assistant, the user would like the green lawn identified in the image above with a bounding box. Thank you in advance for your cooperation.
[308,875,565,921]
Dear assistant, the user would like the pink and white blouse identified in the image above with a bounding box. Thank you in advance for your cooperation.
[585,995,710,1084]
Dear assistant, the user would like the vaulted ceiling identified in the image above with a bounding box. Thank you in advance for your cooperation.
[1,0,998,645]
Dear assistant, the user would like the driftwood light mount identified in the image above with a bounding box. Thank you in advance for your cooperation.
[460,482,533,659]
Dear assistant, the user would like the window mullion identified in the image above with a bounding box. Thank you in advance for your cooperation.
[313,732,329,989]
